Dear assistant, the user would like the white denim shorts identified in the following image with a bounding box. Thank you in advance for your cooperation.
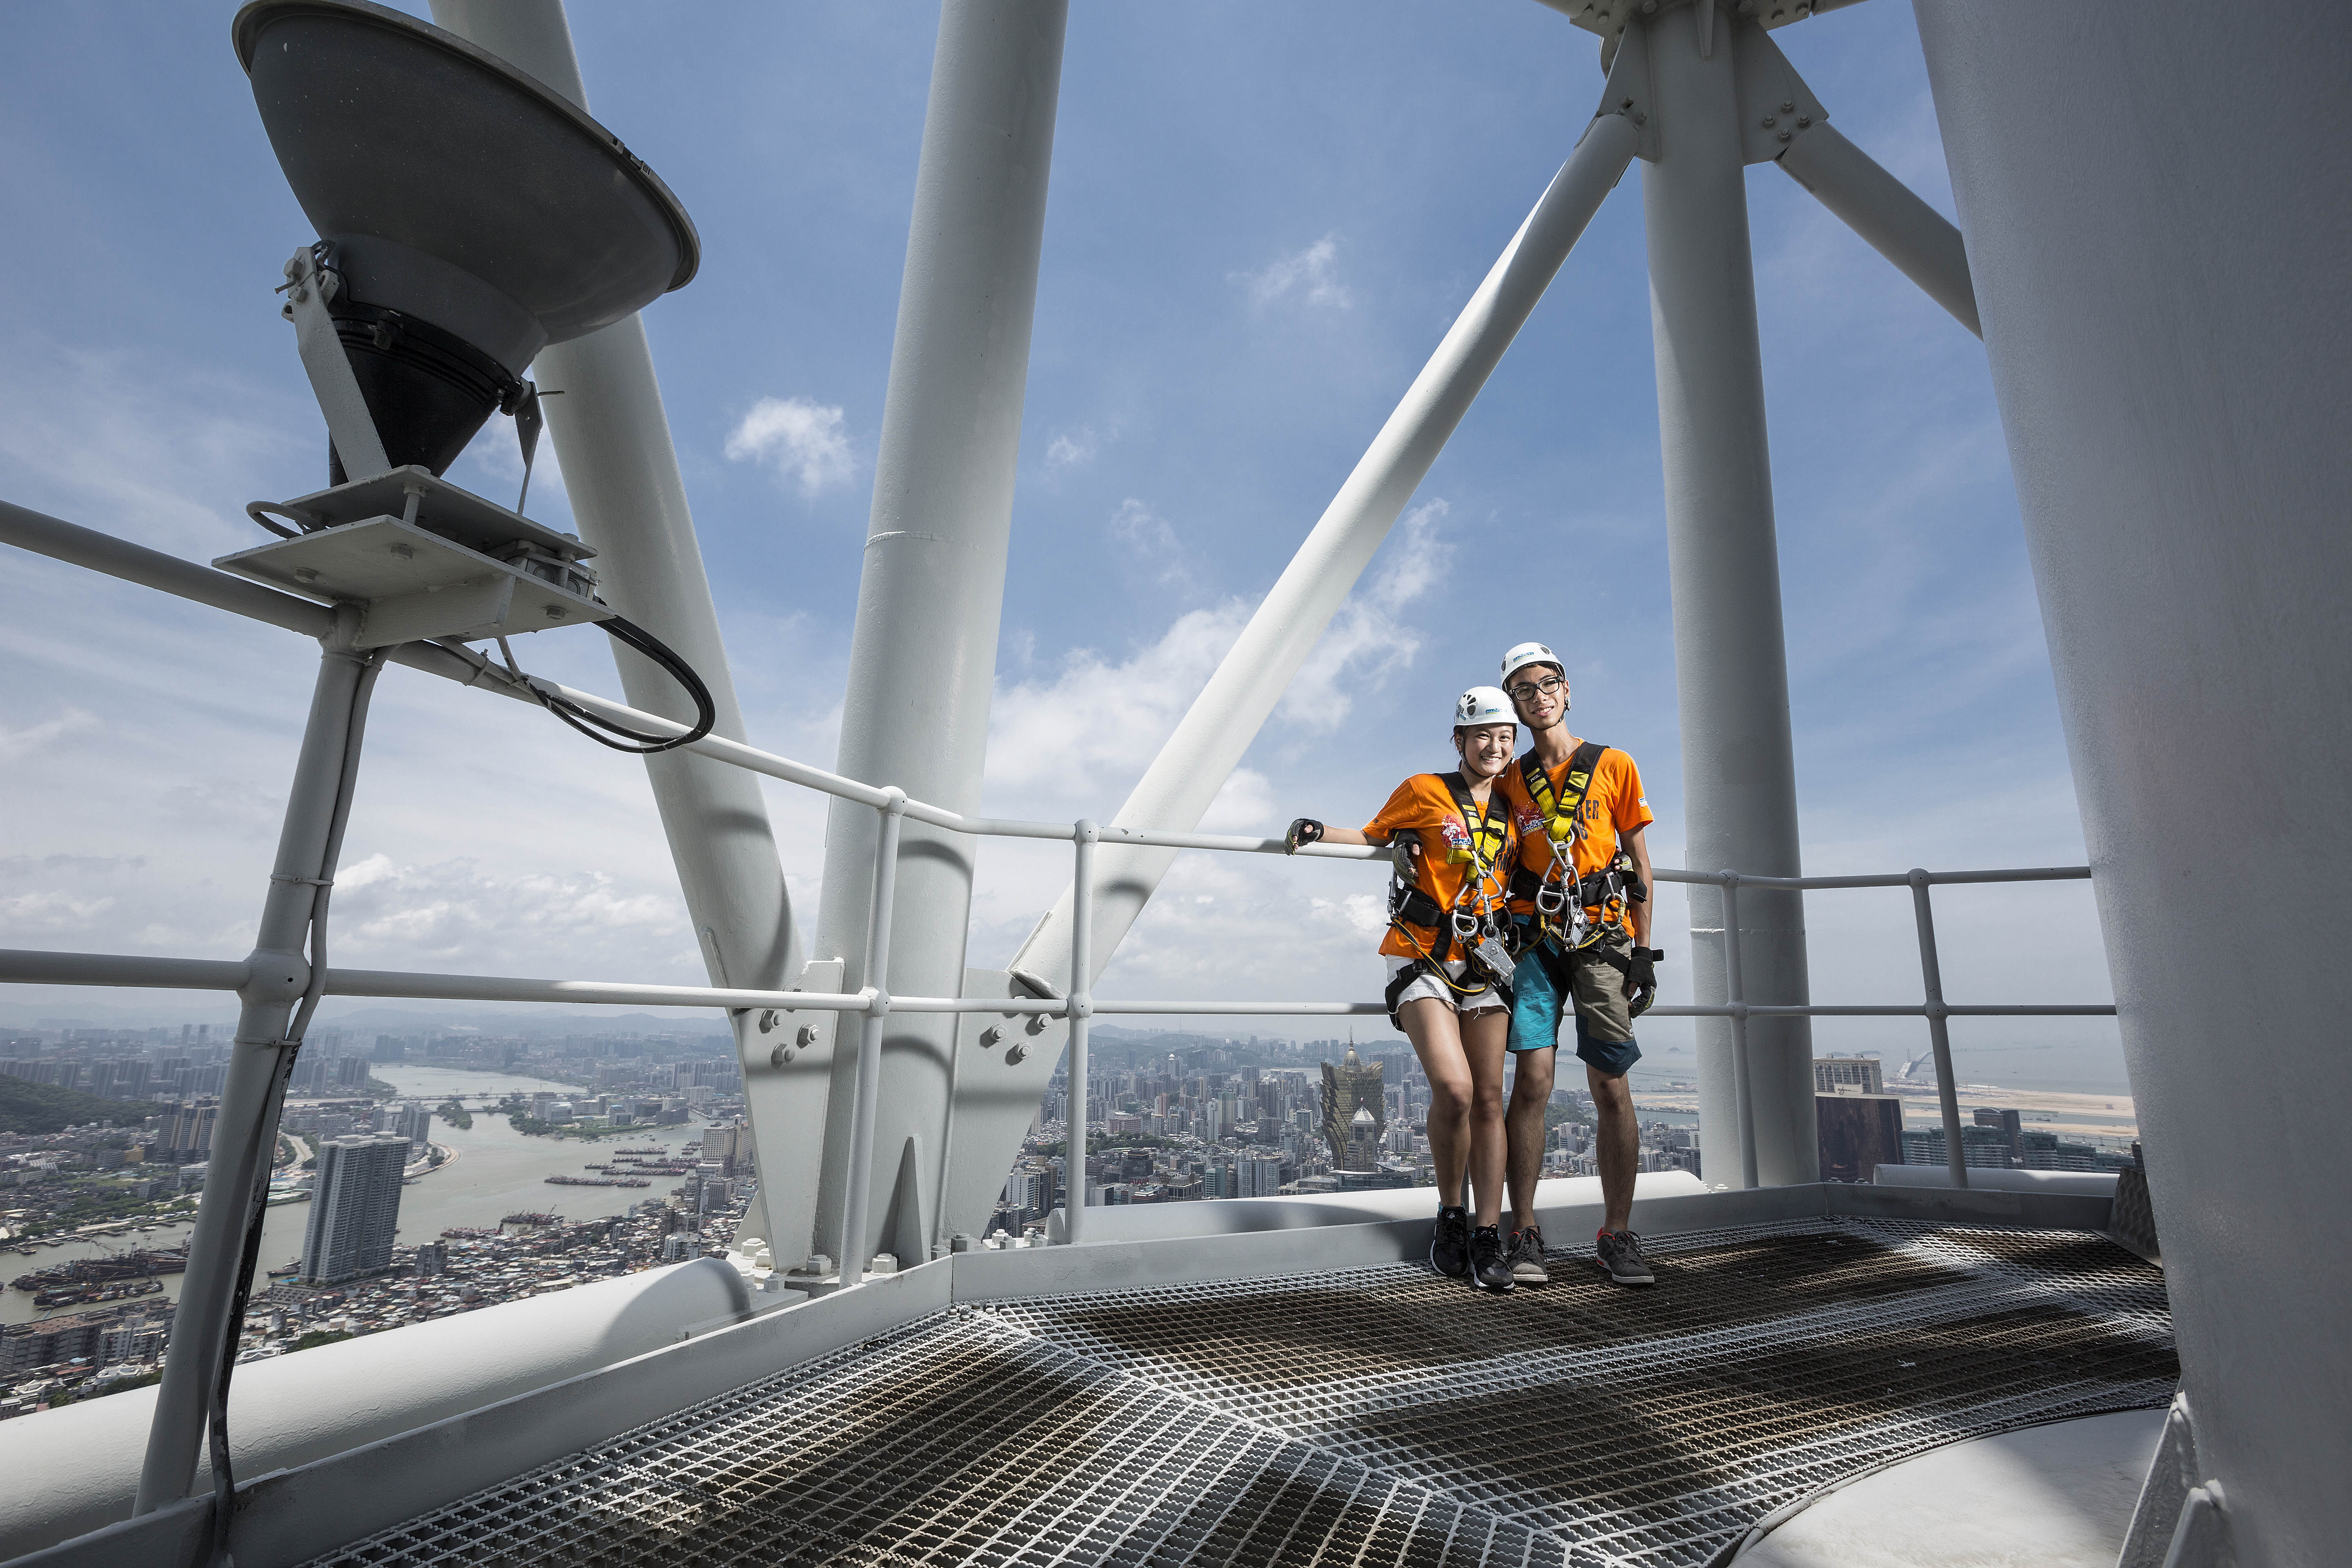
[1385,956,1507,1016]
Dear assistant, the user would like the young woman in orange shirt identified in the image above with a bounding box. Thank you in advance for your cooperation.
[1283,686,1523,1293]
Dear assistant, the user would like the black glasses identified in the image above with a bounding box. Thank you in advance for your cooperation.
[1507,675,1566,702]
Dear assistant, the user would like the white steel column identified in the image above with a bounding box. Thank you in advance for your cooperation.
[800,0,1067,1272]
[1011,111,1639,996]
[1917,4,2349,1559]
[429,0,801,1241]
[1641,7,1816,1188]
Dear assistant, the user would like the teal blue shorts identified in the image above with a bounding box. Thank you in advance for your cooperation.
[1508,921,1642,1078]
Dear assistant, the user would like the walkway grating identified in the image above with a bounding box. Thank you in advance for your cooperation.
[301,1216,2174,1567]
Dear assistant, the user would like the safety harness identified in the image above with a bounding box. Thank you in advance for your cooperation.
[1382,773,1516,1027]
[1506,741,1648,955]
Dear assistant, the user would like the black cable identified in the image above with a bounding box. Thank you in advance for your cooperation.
[518,612,716,754]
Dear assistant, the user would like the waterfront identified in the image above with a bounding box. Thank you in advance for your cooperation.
[3,1066,715,1326]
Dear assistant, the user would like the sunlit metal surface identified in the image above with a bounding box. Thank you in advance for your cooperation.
[303,1218,2172,1566]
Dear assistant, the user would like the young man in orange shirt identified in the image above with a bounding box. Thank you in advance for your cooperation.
[1493,642,1664,1287]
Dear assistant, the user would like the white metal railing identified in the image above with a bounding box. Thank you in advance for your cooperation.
[0,494,2118,1243]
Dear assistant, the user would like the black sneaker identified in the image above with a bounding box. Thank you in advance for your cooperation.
[1429,1205,1471,1278]
[1506,1225,1549,1286]
[1596,1228,1655,1286]
[1470,1225,1516,1293]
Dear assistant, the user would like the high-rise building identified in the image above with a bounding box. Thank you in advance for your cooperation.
[389,1102,432,1152]
[1238,1156,1285,1199]
[1815,1094,1905,1183]
[1813,1056,1885,1095]
[156,1100,219,1163]
[1899,1124,2016,1170]
[1319,1047,1385,1170]
[1973,1106,2024,1163]
[300,1133,408,1283]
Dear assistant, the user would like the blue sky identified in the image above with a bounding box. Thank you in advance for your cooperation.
[0,3,2123,1089]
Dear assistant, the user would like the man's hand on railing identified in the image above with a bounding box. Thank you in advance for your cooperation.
[1284,818,1325,855]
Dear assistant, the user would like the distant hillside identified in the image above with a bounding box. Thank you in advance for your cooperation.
[0,1076,151,1135]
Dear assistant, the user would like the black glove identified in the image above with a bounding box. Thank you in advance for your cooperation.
[1624,947,1659,1018]
[1284,818,1325,855]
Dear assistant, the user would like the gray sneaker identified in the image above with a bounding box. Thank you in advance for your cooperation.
[1470,1225,1517,1293]
[1506,1226,1550,1286]
[1595,1228,1655,1286]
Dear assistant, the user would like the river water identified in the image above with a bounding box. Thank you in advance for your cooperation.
[2,1067,712,1327]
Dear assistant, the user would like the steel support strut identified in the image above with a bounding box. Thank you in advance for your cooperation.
[1061,822,1097,1245]
[135,629,376,1515]
[1012,109,1640,993]
[428,0,802,1250]
[1907,870,1968,1189]
[1640,4,1817,1188]
[1777,122,1980,336]
[799,0,1069,1275]
[835,793,906,1283]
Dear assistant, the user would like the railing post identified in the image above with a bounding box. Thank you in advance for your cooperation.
[836,789,906,1283]
[1907,869,1968,1189]
[1720,871,1760,1190]
[1062,820,1096,1244]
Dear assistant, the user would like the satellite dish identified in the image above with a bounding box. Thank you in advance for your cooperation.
[233,0,699,477]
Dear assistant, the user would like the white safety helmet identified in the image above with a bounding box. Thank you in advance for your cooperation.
[1452,685,1515,729]
[1499,641,1564,687]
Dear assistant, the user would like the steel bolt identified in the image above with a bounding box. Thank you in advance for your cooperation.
[1778,129,1792,143]
[1025,1012,1049,1036]
[1005,1042,1029,1065]
[979,1026,1002,1049]
[1797,116,1811,127]
[1781,101,1795,113]
[769,1044,793,1068]
[795,1024,818,1048]
[1762,116,1776,128]
[757,1009,780,1033]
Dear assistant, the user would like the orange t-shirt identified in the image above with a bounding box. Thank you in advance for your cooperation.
[1362,773,1515,959]
[1498,741,1654,927]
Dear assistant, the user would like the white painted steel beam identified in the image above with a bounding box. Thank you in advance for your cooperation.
[1010,109,1641,997]
[1640,7,1817,1189]
[429,0,801,1245]
[1778,122,1979,336]
[789,0,1069,1276]
[1915,4,2350,1560]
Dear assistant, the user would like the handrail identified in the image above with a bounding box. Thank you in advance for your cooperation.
[0,495,2120,1231]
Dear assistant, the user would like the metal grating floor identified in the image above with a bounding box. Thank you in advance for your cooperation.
[302,1217,2175,1568]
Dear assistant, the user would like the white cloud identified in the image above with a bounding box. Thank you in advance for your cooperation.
[1046,425,1098,469]
[1109,496,1196,591]
[329,853,695,974]
[725,396,856,497]
[0,708,100,760]
[1233,232,1354,309]
[986,601,1250,801]
[1276,498,1446,730]
[0,343,308,559]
